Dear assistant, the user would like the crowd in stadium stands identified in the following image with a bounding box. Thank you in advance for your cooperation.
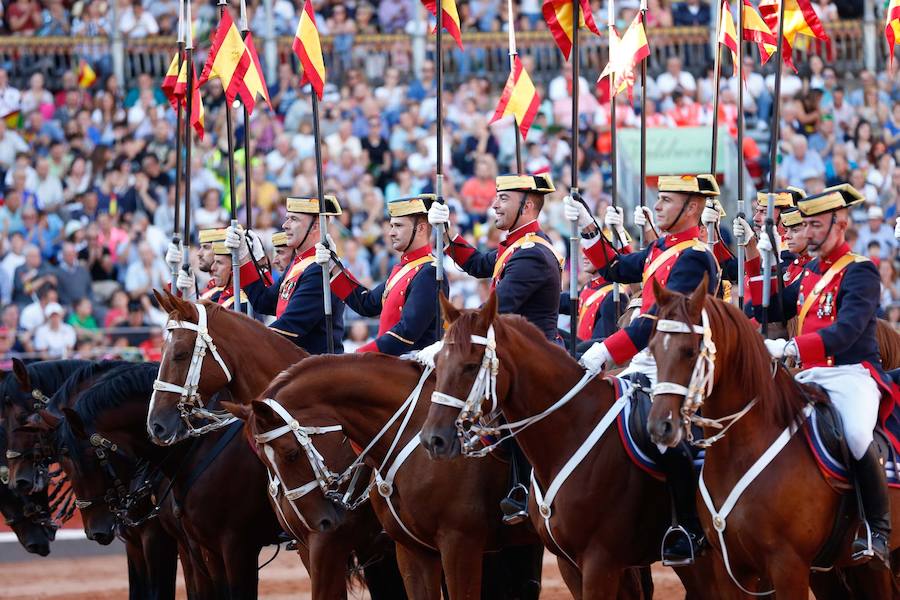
[0,0,895,365]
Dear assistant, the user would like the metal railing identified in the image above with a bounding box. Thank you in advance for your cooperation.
[0,20,869,92]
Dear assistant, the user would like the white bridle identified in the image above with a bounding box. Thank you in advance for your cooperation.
[251,398,344,535]
[430,325,598,457]
[651,308,758,448]
[151,302,238,437]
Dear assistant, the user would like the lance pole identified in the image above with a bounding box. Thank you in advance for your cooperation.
[568,0,582,357]
[311,92,333,352]
[736,0,746,308]
[218,0,242,313]
[434,0,445,342]
[761,0,788,336]
[239,0,253,317]
[639,0,647,250]
[608,0,622,315]
[707,0,723,250]
[171,0,185,293]
[508,0,523,174]
[183,0,195,293]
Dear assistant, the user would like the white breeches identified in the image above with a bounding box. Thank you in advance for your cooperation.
[795,364,881,460]
[619,348,658,387]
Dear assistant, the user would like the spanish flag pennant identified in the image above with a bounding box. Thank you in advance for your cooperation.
[77,59,97,89]
[742,0,778,66]
[886,0,900,69]
[162,52,181,109]
[597,13,649,102]
[198,9,252,105]
[292,0,326,100]
[717,0,739,76]
[490,56,541,140]
[240,32,273,114]
[421,0,464,50]
[542,0,601,60]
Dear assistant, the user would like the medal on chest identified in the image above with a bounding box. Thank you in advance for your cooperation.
[817,292,834,319]
[280,277,296,300]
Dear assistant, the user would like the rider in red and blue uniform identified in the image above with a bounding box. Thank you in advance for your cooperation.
[317,195,447,356]
[565,174,721,565]
[752,184,898,568]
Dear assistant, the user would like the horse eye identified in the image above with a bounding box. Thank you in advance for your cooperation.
[285,449,300,463]
[462,363,479,374]
[173,352,189,361]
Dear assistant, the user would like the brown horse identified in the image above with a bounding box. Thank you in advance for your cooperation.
[227,352,562,600]
[418,293,741,599]
[877,319,900,370]
[645,276,900,597]
[150,291,406,600]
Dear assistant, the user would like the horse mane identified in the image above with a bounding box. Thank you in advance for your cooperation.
[69,362,160,428]
[2,359,93,411]
[876,319,900,371]
[447,310,578,366]
[658,294,808,431]
[50,360,133,412]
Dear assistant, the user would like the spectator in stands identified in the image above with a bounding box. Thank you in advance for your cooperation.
[33,301,75,358]
[38,0,70,36]
[7,0,42,35]
[20,73,52,115]
[672,0,711,25]
[119,0,160,38]
[56,242,92,307]
[782,134,825,188]
[66,297,98,333]
[11,244,55,306]
[0,119,28,169]
[19,283,57,332]
[0,230,25,304]
[855,205,897,259]
[656,57,697,98]
[124,241,168,301]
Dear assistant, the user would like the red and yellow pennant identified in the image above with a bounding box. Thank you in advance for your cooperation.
[292,0,326,100]
[77,59,96,89]
[759,0,830,70]
[162,52,180,107]
[597,13,649,101]
[198,10,251,105]
[422,0,464,50]
[542,0,601,60]
[718,0,739,75]
[742,0,778,66]
[241,32,272,114]
[175,60,205,140]
[886,0,900,68]
[490,56,541,140]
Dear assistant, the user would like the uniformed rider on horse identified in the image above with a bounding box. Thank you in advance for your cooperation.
[164,227,227,301]
[427,173,564,523]
[564,173,720,565]
[314,194,447,355]
[752,184,895,568]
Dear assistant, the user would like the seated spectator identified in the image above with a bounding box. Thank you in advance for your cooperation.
[672,0,711,25]
[33,302,76,358]
[12,244,55,306]
[119,0,160,39]
[67,297,98,333]
[781,134,825,188]
[124,241,169,301]
[854,205,897,259]
[104,289,130,329]
[656,57,697,98]
[20,284,58,332]
[195,189,229,230]
[56,242,92,307]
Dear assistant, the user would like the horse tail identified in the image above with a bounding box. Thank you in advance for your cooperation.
[876,319,900,371]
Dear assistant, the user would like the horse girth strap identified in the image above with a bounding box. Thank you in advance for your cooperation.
[384,255,435,298]
[796,254,867,334]
[641,240,707,286]
[492,233,564,282]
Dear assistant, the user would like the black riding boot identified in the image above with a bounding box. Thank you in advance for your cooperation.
[850,442,892,569]
[500,442,530,525]
[658,441,705,566]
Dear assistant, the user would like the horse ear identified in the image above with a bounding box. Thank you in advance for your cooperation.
[477,291,498,331]
[250,400,279,423]
[62,408,87,440]
[221,400,252,420]
[153,289,171,314]
[439,293,460,325]
[652,278,674,309]
[36,409,61,431]
[688,273,709,317]
[169,293,196,322]
[12,358,30,392]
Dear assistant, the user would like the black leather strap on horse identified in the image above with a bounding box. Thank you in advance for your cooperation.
[180,421,243,492]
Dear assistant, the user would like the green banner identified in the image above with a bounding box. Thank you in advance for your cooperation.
[617,126,729,176]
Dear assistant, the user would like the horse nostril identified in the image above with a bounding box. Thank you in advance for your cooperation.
[151,422,166,440]
[650,419,672,440]
[14,478,32,493]
[430,436,445,451]
[317,518,333,533]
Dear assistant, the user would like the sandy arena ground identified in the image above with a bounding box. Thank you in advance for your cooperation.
[0,544,688,599]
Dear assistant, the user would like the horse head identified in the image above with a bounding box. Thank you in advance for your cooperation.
[0,426,52,556]
[148,290,235,446]
[3,358,55,494]
[51,407,122,545]
[224,396,349,535]
[646,275,710,448]
[422,292,509,460]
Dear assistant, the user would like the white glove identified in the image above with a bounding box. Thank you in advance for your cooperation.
[633,205,653,229]
[165,242,183,270]
[245,230,265,261]
[563,195,592,229]
[604,206,624,230]
[579,342,611,374]
[314,242,331,266]
[701,203,720,227]
[763,338,797,360]
[428,202,450,226]
[732,217,753,247]
[757,230,774,255]
[895,219,900,241]
[176,269,194,294]
[225,225,249,261]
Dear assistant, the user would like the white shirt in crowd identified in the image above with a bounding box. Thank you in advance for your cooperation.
[656,71,697,96]
[33,322,77,358]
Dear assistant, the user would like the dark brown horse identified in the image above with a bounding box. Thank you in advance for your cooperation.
[420,293,744,599]
[226,351,554,600]
[0,424,53,556]
[150,291,406,600]
[646,277,900,597]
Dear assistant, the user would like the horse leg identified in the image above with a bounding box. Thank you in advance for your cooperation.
[438,534,484,600]
[221,539,262,600]
[616,568,644,600]
[308,532,350,600]
[768,553,811,600]
[394,543,442,600]
[556,556,583,600]
[140,522,178,600]
[123,534,148,600]
[580,552,623,600]
[810,570,854,600]
[837,564,895,600]
[360,542,408,600]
